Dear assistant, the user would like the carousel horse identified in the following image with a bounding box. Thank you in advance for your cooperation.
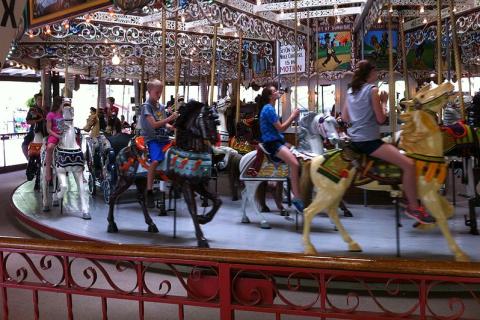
[239,112,341,229]
[300,82,469,262]
[41,105,89,219]
[83,110,114,198]
[107,100,221,248]
[26,131,45,191]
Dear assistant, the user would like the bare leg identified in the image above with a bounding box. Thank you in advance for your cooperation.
[275,146,301,199]
[45,143,56,181]
[370,144,418,211]
[147,160,159,191]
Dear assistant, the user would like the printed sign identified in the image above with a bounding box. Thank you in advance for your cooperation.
[278,44,305,75]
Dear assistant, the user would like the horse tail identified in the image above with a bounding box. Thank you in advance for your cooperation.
[300,161,313,207]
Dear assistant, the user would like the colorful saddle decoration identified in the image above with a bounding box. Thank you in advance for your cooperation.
[28,142,43,158]
[168,146,212,179]
[54,147,85,168]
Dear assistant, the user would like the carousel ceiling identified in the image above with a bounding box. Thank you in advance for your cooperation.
[4,0,480,82]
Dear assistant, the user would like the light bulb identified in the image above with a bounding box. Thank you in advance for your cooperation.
[280,9,284,17]
[423,17,427,24]
[181,15,185,23]
[453,6,457,13]
[297,19,300,26]
[377,17,382,23]
[336,16,341,23]
[419,5,424,14]
[389,5,393,13]
[256,0,261,5]
[112,53,120,65]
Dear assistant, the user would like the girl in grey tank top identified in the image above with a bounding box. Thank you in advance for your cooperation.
[346,83,380,142]
[341,60,435,225]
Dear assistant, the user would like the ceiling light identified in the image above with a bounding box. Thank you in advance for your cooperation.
[297,19,300,26]
[389,5,393,13]
[453,6,457,13]
[112,53,120,65]
[423,17,427,24]
[377,17,382,23]
[419,5,424,14]
[336,16,341,23]
[181,15,185,23]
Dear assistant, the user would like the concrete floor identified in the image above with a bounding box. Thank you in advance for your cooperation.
[11,177,480,262]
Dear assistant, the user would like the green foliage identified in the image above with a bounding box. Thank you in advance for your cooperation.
[26,97,35,108]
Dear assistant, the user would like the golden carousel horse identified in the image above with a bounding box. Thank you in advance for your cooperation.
[300,82,469,262]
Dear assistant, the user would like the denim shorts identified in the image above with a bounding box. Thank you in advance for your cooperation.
[263,140,284,162]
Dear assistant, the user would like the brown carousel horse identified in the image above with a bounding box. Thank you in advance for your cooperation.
[107,100,222,248]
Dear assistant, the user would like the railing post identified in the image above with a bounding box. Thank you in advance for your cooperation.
[136,262,144,320]
[63,255,74,320]
[219,263,233,320]
[0,252,8,320]
[419,279,427,320]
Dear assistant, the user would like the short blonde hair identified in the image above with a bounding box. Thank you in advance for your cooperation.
[147,79,163,92]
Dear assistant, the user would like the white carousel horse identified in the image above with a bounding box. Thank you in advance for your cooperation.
[239,112,340,229]
[41,105,90,219]
[215,96,232,146]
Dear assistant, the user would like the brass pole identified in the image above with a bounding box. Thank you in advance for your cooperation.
[449,0,465,119]
[306,11,312,111]
[209,25,218,106]
[162,6,167,105]
[140,58,145,102]
[399,15,410,100]
[315,21,319,113]
[235,31,243,125]
[174,6,180,107]
[436,0,443,85]
[64,40,70,98]
[388,8,396,141]
[294,0,298,146]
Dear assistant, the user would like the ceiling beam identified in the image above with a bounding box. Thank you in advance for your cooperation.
[279,6,362,20]
[254,0,366,12]
[404,4,474,30]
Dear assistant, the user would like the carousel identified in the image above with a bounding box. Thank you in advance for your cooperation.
[4,0,480,265]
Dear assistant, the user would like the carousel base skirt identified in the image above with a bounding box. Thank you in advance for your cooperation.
[10,180,480,261]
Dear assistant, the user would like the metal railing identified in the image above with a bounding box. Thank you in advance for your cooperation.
[0,237,479,319]
[0,133,28,168]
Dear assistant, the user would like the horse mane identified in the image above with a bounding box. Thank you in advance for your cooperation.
[399,111,433,147]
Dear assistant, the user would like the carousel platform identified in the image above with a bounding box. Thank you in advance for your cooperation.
[10,177,480,261]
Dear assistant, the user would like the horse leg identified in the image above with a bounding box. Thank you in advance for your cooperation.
[246,181,270,229]
[107,176,133,233]
[194,183,222,225]
[339,201,353,217]
[181,181,209,248]
[41,164,51,212]
[257,182,270,212]
[73,169,90,220]
[56,171,68,206]
[135,178,158,233]
[326,204,361,252]
[273,181,288,216]
[419,182,469,262]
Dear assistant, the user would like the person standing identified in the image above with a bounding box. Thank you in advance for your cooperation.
[140,79,179,208]
[22,93,46,159]
[341,60,434,224]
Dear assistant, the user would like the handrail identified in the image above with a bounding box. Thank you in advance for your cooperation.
[0,236,478,278]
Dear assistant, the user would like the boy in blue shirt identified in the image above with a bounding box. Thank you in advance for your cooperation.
[140,79,179,208]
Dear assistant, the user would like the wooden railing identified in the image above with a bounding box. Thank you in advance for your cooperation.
[0,237,479,319]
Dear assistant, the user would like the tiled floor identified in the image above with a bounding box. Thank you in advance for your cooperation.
[12,177,480,261]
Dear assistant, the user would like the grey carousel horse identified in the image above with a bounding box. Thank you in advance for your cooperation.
[239,112,341,229]
[41,105,90,219]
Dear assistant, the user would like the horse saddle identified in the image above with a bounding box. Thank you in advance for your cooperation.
[55,147,85,168]
[167,147,212,179]
[241,145,289,180]
[28,142,43,158]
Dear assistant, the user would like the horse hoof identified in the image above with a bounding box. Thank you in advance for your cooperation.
[107,224,118,233]
[260,221,271,229]
[241,216,250,224]
[333,226,338,232]
[413,223,436,231]
[343,210,353,217]
[261,206,271,213]
[280,209,289,217]
[349,242,362,252]
[82,213,92,220]
[304,245,318,255]
[198,216,209,225]
[42,207,50,212]
[148,225,159,233]
[198,239,209,248]
[455,252,470,262]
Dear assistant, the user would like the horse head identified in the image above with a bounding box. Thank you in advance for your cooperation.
[400,82,454,114]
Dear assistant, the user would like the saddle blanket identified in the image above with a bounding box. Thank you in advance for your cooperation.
[55,147,85,168]
[167,147,212,179]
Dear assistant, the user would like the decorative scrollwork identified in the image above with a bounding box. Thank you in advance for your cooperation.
[426,281,480,320]
[3,253,65,287]
[325,275,420,317]
[68,258,138,294]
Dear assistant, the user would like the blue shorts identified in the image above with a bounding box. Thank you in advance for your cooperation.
[147,140,167,162]
[351,139,385,155]
[263,140,284,162]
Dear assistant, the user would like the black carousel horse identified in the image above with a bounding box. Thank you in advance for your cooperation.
[107,100,222,247]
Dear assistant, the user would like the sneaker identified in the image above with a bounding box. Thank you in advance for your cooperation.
[145,191,156,209]
[292,198,304,213]
[404,206,435,225]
